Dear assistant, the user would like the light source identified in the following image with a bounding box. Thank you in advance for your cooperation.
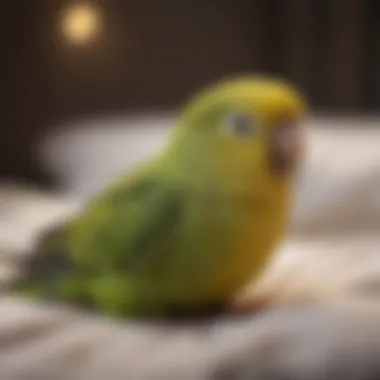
[60,2,103,45]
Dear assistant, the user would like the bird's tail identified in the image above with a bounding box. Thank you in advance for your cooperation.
[11,223,76,300]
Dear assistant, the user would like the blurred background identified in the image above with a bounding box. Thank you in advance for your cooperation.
[1,0,378,186]
[3,4,380,378]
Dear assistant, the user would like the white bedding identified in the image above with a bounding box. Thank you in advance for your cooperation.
[2,116,380,380]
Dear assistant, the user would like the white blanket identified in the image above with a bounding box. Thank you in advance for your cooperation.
[2,116,380,380]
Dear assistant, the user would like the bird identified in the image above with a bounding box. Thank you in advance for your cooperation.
[15,75,308,319]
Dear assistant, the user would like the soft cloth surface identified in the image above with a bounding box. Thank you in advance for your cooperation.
[2,116,380,380]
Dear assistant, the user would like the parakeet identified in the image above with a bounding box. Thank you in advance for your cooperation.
[16,75,307,318]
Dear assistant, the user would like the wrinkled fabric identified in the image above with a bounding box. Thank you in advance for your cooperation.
[2,117,380,380]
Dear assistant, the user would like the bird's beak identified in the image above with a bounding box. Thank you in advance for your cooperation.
[269,123,304,176]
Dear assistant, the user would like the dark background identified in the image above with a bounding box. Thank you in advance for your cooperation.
[0,0,377,184]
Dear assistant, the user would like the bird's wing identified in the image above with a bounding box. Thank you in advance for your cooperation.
[67,175,184,278]
[13,175,185,300]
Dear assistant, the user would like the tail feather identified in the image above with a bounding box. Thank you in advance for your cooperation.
[13,224,75,299]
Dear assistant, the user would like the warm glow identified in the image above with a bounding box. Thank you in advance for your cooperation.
[60,3,103,45]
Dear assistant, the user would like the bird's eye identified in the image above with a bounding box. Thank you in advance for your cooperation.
[224,112,258,138]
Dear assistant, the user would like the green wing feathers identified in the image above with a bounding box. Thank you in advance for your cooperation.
[68,177,183,275]
[15,175,185,315]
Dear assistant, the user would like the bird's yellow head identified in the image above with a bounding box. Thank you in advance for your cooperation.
[167,75,308,193]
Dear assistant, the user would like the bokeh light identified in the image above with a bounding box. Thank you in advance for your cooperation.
[60,2,103,45]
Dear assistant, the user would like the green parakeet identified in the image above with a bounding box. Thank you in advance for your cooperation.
[16,75,307,318]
